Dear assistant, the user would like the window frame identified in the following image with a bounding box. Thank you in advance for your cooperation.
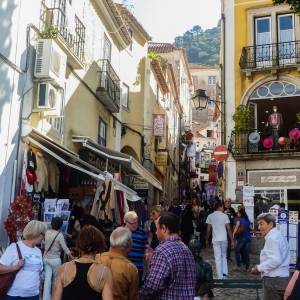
[103,33,112,61]
[208,76,216,85]
[122,83,130,109]
[98,117,107,147]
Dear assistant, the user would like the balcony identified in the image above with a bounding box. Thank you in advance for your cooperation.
[45,0,85,69]
[96,59,120,113]
[239,41,300,78]
[228,128,300,161]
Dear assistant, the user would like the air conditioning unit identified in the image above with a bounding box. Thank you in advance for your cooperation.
[37,83,62,116]
[34,39,67,87]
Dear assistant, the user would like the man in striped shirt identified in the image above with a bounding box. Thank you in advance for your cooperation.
[124,211,148,286]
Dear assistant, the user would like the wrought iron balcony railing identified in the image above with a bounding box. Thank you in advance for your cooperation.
[47,0,85,62]
[228,128,300,156]
[239,40,300,70]
[96,59,120,113]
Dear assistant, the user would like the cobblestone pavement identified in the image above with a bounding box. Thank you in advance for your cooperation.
[200,246,263,300]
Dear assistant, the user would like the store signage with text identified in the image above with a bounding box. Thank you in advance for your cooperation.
[153,114,165,137]
[157,149,168,166]
[261,175,296,183]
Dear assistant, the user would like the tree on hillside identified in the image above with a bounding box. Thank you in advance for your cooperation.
[173,24,220,66]
[273,0,300,15]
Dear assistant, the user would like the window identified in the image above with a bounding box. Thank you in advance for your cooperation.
[122,83,129,108]
[103,34,112,61]
[193,75,198,87]
[156,84,159,103]
[48,117,62,133]
[98,118,106,146]
[128,28,133,51]
[208,76,216,85]
[207,130,214,138]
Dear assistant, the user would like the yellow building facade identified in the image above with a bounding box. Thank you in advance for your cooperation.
[224,0,300,219]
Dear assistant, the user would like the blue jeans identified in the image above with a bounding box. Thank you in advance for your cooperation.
[235,238,251,270]
[4,296,39,300]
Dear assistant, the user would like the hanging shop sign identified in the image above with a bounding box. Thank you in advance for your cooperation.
[187,144,196,157]
[153,114,165,137]
[157,149,168,166]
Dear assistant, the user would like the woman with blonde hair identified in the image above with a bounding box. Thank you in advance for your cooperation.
[52,225,113,300]
[0,220,47,300]
[148,205,163,250]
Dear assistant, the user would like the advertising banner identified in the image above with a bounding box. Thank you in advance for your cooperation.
[153,114,165,137]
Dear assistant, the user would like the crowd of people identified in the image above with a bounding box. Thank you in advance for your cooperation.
[0,191,300,300]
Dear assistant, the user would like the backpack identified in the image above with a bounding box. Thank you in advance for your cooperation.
[196,210,207,232]
[195,257,214,292]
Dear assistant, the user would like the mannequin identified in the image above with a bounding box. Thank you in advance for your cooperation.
[267,106,283,149]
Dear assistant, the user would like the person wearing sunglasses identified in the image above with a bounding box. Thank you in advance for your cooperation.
[123,211,148,287]
[0,220,47,300]
[148,205,164,250]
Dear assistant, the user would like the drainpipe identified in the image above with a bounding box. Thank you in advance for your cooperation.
[221,12,226,145]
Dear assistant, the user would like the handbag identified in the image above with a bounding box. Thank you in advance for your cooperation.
[0,243,22,297]
[234,222,246,240]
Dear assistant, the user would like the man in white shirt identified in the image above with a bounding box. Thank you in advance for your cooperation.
[206,202,234,279]
[251,213,290,300]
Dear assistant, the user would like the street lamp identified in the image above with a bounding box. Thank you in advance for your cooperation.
[191,89,209,110]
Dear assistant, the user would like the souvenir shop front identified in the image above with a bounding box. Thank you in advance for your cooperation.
[6,128,151,243]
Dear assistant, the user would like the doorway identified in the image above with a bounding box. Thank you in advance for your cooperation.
[287,189,300,215]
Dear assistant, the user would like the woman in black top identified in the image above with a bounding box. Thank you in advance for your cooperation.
[180,204,195,245]
[52,225,113,300]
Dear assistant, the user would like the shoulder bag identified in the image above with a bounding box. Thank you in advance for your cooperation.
[0,243,22,297]
[43,232,60,258]
[234,221,246,240]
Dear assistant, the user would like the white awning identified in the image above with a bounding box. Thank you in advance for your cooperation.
[26,129,137,196]
[72,135,163,191]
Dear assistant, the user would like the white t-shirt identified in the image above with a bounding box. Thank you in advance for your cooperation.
[0,241,43,296]
[206,211,229,242]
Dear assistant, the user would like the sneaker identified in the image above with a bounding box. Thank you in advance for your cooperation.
[222,275,229,279]
[233,266,242,271]
[227,258,233,262]
[245,268,251,272]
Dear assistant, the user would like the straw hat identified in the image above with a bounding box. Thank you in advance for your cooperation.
[263,138,273,149]
[248,132,260,144]
[278,137,287,145]
[289,129,300,140]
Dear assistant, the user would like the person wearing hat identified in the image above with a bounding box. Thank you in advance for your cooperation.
[195,286,214,300]
[267,106,283,150]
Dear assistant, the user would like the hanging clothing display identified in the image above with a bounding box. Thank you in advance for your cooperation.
[27,149,37,174]
[34,152,48,192]
[22,148,34,193]
[46,160,60,194]
[98,178,115,222]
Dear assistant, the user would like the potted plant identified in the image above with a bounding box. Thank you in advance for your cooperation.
[41,25,58,39]
[232,105,253,133]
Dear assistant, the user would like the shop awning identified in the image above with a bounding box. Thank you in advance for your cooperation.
[26,129,137,197]
[72,135,163,191]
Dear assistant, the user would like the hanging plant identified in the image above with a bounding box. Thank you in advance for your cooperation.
[296,112,300,121]
[232,105,253,133]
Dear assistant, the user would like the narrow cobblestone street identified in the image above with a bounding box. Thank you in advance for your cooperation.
[200,246,263,300]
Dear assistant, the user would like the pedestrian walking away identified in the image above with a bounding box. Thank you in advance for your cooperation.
[232,208,260,272]
[96,227,139,300]
[206,202,234,279]
[251,213,290,300]
[223,198,236,262]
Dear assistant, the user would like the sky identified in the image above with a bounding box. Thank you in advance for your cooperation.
[114,0,222,43]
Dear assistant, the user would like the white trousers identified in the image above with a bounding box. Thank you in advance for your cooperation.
[43,257,61,300]
[212,240,228,279]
